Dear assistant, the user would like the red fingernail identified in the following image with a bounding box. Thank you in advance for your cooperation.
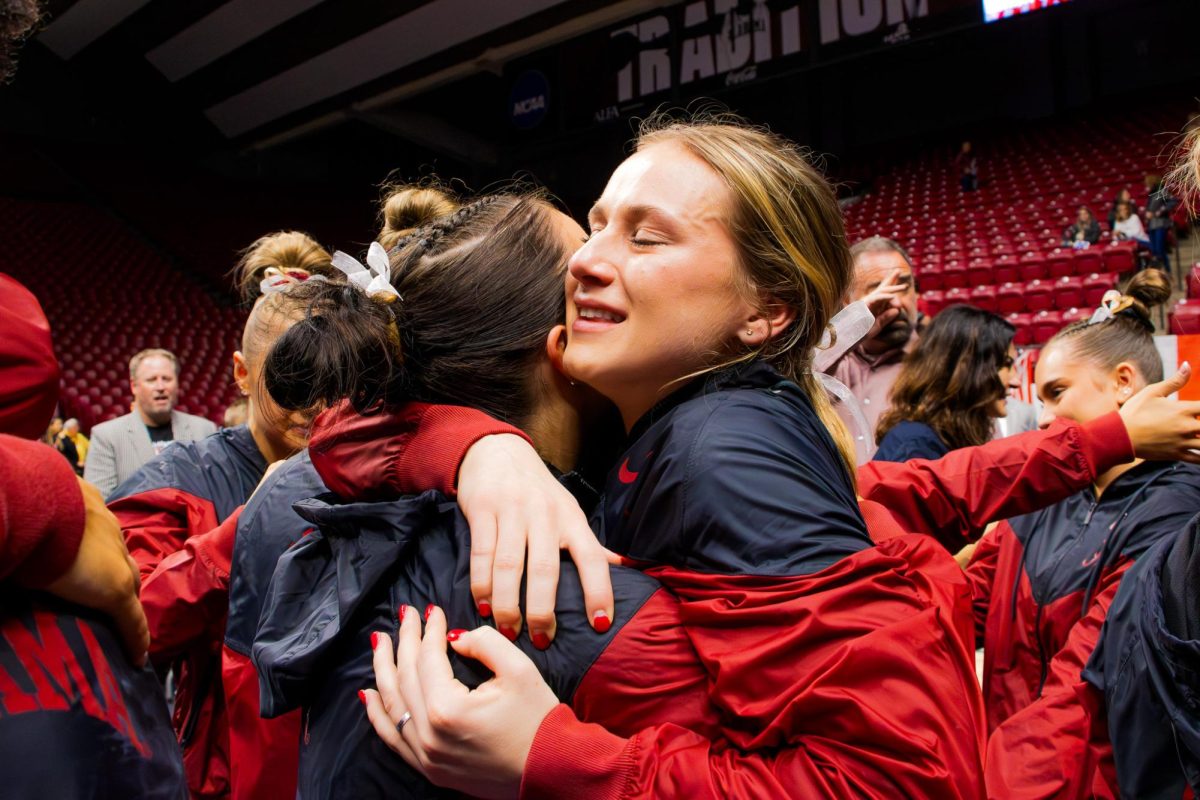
[357,689,367,708]
[593,610,611,634]
[478,600,492,618]
[370,632,379,650]
[499,625,517,642]
[398,605,406,622]
[446,629,467,642]
[531,631,551,650]
[424,604,434,621]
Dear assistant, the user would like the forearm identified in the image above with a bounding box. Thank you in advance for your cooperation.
[858,413,1131,549]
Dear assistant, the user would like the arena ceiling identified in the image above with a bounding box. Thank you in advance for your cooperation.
[33,0,673,151]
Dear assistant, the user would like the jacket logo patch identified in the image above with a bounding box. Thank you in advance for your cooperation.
[618,452,654,485]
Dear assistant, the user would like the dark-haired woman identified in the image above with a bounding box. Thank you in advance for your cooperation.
[874,305,1018,463]
[964,270,1200,797]
[105,231,332,799]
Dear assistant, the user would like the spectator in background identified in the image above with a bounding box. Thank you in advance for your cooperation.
[54,418,82,475]
[1145,172,1179,271]
[829,236,919,433]
[41,416,62,445]
[1107,187,1139,229]
[1062,205,1102,247]
[222,396,248,428]
[84,348,216,497]
[956,140,978,191]
[874,305,1018,462]
[1111,201,1149,246]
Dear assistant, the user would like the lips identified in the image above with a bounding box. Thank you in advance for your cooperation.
[573,297,626,332]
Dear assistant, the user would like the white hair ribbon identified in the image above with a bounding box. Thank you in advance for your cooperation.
[331,242,401,300]
[1087,289,1125,325]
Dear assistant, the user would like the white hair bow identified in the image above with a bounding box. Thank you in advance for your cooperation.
[330,241,401,300]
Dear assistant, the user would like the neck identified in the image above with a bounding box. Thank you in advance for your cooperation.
[1094,458,1141,497]
[138,406,170,427]
[247,406,297,464]
[524,393,585,474]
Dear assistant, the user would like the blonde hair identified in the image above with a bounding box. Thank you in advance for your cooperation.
[1166,124,1200,214]
[636,113,857,476]
[233,231,333,303]
[129,348,178,381]
[377,185,460,250]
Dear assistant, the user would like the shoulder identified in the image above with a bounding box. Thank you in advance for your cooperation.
[174,411,217,434]
[89,413,134,439]
[875,421,948,463]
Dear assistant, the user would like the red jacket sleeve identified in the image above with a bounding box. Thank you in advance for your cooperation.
[140,507,240,662]
[0,434,85,587]
[308,401,531,499]
[983,566,1126,800]
[858,413,1132,551]
[110,487,220,581]
[965,523,1005,646]
[524,534,986,800]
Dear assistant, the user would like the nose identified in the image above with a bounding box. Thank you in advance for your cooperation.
[567,235,617,290]
[1036,407,1055,430]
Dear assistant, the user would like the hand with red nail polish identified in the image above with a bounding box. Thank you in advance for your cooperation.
[363,605,555,798]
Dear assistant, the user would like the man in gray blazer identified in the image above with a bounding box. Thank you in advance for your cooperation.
[84,348,216,498]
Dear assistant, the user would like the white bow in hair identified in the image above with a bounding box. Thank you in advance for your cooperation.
[331,241,401,300]
[812,299,875,373]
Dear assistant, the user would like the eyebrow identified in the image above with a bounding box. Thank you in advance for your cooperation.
[588,202,678,225]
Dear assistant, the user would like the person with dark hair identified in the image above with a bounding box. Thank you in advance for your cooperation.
[217,185,545,800]
[103,231,331,800]
[0,273,184,799]
[1106,187,1139,229]
[1062,205,1102,247]
[967,269,1200,796]
[956,141,978,192]
[874,305,1018,462]
[1110,200,1149,245]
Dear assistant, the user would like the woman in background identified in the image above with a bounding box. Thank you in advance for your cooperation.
[874,304,1018,463]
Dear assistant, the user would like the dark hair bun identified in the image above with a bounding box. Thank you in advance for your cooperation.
[1122,268,1171,328]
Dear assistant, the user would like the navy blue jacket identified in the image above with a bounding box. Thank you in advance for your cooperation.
[0,594,186,799]
[602,361,869,575]
[1085,514,1200,798]
[873,420,951,463]
[252,476,661,799]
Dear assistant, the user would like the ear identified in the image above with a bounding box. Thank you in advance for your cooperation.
[544,325,574,381]
[1113,361,1140,406]
[232,351,251,397]
[741,298,797,347]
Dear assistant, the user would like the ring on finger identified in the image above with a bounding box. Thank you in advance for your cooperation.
[396,711,413,733]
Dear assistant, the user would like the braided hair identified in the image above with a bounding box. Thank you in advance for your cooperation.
[264,191,570,426]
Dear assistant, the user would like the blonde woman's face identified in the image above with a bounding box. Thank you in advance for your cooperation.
[564,141,756,428]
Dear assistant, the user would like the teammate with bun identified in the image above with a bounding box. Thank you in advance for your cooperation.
[975,268,1200,795]
[106,231,331,799]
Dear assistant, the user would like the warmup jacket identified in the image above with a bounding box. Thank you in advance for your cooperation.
[990,514,1200,799]
[0,275,185,798]
[966,457,1200,799]
[313,368,1141,799]
[1085,515,1200,798]
[108,425,266,799]
[220,406,528,800]
[253,361,1154,799]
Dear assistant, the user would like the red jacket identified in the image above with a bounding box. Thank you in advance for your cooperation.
[964,453,1200,740]
[108,425,266,799]
[305,389,1137,797]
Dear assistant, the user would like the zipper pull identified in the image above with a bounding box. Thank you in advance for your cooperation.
[1082,503,1097,527]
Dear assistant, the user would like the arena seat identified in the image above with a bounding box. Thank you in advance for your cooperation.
[1170,299,1200,335]
[0,196,246,433]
